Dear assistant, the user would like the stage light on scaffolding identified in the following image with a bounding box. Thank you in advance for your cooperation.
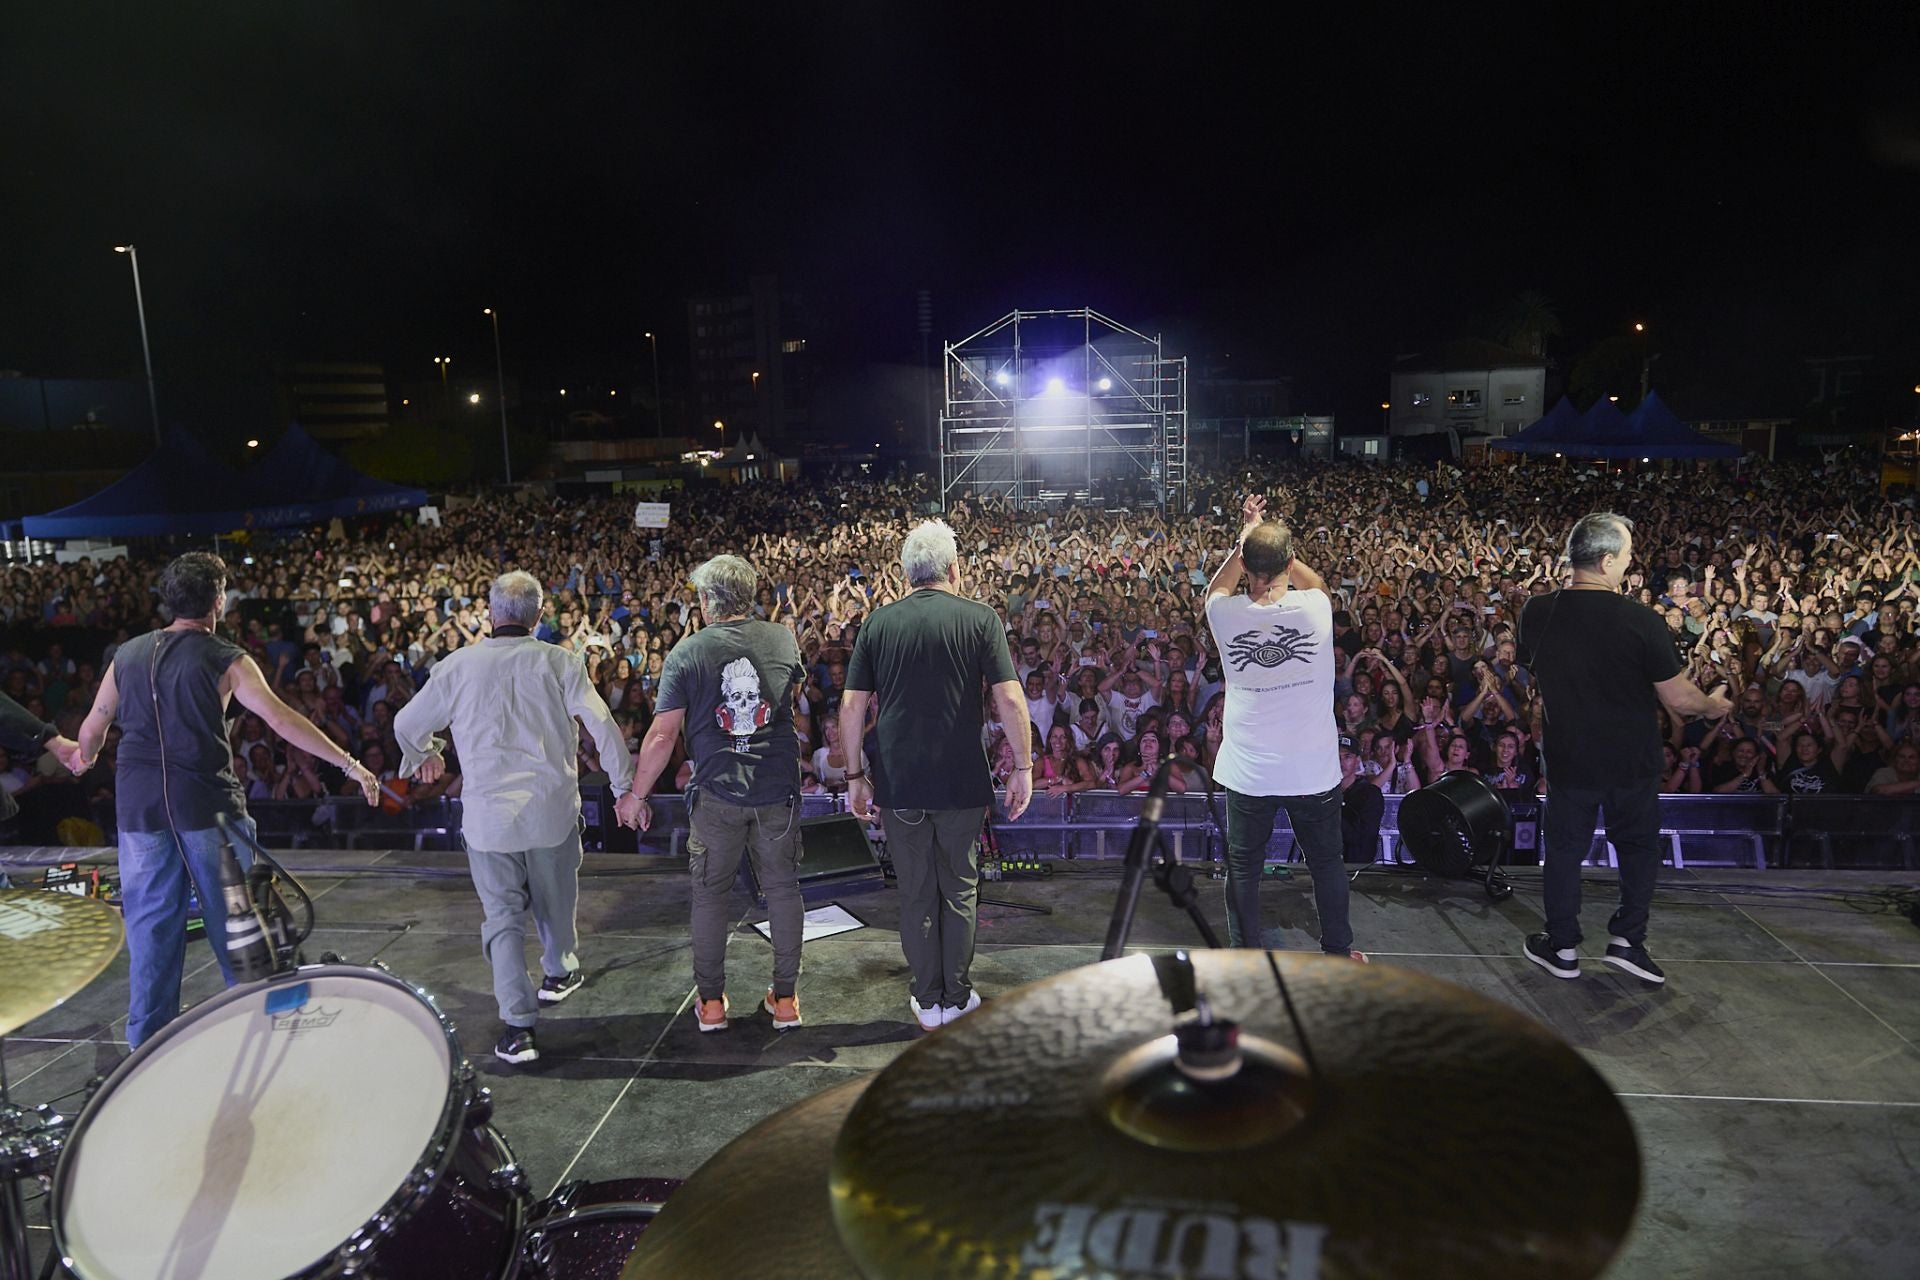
[1045,376,1066,395]
[994,370,1010,387]
[1097,377,1112,391]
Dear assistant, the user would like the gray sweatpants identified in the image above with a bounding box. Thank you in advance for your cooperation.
[466,825,583,1028]
[881,805,986,1008]
[688,792,804,1002]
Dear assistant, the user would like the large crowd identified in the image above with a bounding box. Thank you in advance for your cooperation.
[4,453,1919,843]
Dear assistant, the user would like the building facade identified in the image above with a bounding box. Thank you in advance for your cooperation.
[687,275,811,446]
[1389,341,1546,443]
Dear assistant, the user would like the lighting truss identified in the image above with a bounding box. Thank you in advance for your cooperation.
[938,308,1188,511]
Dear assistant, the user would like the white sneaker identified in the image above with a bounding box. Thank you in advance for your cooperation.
[942,990,982,1024]
[909,994,943,1032]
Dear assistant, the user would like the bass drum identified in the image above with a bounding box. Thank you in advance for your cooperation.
[52,964,527,1280]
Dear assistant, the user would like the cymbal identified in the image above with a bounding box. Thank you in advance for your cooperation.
[0,889,123,1038]
[830,951,1640,1279]
[621,1075,867,1279]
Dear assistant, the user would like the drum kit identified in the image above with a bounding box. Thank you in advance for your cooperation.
[2,878,1644,1279]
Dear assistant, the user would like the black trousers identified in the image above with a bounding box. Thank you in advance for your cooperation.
[1540,778,1662,951]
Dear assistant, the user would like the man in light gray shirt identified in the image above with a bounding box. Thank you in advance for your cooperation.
[396,570,632,1066]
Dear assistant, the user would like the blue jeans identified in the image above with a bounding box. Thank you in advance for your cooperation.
[1222,786,1352,954]
[119,818,256,1048]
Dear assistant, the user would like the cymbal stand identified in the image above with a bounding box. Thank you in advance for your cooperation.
[0,1044,58,1280]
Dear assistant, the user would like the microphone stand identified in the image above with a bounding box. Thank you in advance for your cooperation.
[1102,760,1221,958]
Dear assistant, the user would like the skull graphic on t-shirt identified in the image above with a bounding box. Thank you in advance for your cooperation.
[716,657,769,752]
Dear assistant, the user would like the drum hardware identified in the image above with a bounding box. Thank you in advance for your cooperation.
[216,813,317,975]
[524,1178,678,1278]
[1397,770,1517,901]
[51,963,531,1280]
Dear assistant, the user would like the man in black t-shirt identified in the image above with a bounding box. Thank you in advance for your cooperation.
[619,554,806,1033]
[842,520,1032,1032]
[1517,514,1730,986]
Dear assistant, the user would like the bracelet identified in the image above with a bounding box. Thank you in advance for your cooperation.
[1012,763,1033,771]
[844,770,866,781]
[344,757,362,773]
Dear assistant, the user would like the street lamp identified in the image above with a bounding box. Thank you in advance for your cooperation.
[434,356,451,387]
[713,419,725,446]
[483,308,512,485]
[644,331,663,438]
[112,245,162,447]
[469,392,481,405]
[1633,321,1659,401]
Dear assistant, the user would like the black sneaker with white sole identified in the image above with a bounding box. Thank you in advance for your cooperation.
[494,1027,539,1065]
[1603,938,1666,984]
[538,969,584,1004]
[1523,932,1580,979]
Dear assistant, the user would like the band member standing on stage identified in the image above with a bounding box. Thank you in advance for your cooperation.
[0,691,85,849]
[615,554,807,1032]
[396,570,632,1064]
[1205,494,1364,961]
[1518,513,1730,984]
[72,553,380,1048]
[842,519,1032,1032]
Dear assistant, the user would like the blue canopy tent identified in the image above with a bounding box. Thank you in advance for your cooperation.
[1491,392,1738,460]
[236,424,427,527]
[21,430,252,537]
[21,425,429,538]
[1488,396,1584,455]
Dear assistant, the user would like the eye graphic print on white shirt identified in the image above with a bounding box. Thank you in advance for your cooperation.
[716,657,769,752]
[1226,624,1316,671]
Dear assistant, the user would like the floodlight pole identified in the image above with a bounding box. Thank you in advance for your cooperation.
[114,244,162,448]
[485,307,512,484]
[645,330,663,438]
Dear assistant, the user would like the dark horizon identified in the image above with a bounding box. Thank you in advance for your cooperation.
[4,7,1917,441]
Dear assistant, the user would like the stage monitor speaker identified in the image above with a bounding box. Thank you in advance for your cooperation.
[741,813,884,901]
[1399,771,1512,878]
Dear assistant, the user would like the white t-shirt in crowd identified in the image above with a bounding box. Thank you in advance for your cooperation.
[1104,688,1158,739]
[1204,588,1340,796]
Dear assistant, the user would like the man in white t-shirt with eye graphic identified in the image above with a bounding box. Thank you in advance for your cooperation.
[1204,493,1364,962]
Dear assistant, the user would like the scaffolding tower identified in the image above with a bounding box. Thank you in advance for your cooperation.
[938,308,1188,512]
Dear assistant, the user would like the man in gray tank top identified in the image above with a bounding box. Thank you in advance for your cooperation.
[73,553,380,1048]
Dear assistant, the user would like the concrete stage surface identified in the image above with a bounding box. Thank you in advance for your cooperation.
[5,848,1918,1278]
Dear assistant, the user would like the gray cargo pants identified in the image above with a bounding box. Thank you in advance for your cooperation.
[881,805,986,1008]
[688,792,804,1003]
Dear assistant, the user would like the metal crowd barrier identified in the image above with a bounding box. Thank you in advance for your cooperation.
[218,788,1916,871]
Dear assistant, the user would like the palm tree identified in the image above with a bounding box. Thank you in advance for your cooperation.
[1496,291,1563,358]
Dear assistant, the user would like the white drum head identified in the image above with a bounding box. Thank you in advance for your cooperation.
[59,970,456,1280]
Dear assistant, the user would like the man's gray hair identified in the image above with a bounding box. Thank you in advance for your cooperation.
[691,554,757,619]
[1565,512,1634,571]
[489,570,544,628]
[901,519,959,587]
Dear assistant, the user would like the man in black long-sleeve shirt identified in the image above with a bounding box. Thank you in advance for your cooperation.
[0,693,85,881]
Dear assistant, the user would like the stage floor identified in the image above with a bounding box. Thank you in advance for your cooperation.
[6,849,1919,1277]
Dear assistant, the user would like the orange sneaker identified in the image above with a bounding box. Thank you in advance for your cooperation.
[696,993,730,1032]
[762,988,802,1031]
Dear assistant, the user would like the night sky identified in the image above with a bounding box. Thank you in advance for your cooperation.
[4,6,1916,440]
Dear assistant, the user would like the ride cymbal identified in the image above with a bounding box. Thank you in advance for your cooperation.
[0,889,123,1038]
[830,951,1639,1280]
[621,1075,868,1279]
